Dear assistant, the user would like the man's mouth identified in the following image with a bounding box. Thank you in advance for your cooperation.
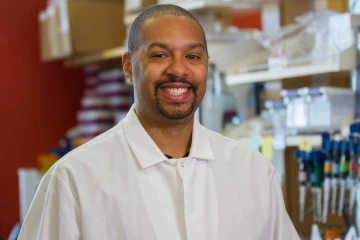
[161,87,190,96]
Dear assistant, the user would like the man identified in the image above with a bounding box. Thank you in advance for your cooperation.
[19,4,299,240]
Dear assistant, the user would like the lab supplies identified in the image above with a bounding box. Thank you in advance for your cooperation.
[275,87,355,132]
[324,229,342,240]
[200,64,237,131]
[281,89,308,129]
[344,226,358,240]
[310,224,322,240]
[348,142,357,214]
[264,101,287,133]
[300,87,355,130]
[331,141,341,215]
[312,151,325,221]
[323,141,334,223]
[338,141,350,216]
[296,150,308,222]
[77,68,134,138]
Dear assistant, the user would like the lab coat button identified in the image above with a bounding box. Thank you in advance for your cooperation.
[181,162,184,167]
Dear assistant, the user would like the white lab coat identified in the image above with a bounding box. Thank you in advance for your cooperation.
[18,105,300,240]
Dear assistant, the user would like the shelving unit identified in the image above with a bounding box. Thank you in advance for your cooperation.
[226,49,356,85]
[225,14,360,86]
[63,1,260,67]
[124,0,261,25]
[226,61,341,86]
[62,0,262,67]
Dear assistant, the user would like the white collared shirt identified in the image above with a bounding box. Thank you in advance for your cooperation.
[19,106,299,240]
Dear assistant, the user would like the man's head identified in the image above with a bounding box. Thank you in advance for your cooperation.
[122,4,209,123]
[128,4,208,58]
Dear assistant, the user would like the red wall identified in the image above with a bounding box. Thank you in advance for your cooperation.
[0,2,83,237]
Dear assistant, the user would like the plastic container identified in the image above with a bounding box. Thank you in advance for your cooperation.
[265,101,287,132]
[281,89,308,129]
[299,87,355,130]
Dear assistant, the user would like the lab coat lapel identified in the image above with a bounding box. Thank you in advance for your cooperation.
[123,105,168,169]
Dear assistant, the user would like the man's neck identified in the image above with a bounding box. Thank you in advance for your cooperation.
[136,110,194,159]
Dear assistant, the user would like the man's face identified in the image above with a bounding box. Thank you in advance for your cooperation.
[130,15,208,120]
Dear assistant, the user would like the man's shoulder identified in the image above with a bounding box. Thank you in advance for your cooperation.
[51,124,126,174]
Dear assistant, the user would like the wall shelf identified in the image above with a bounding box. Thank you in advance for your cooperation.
[226,61,345,86]
[124,0,261,25]
[226,52,356,85]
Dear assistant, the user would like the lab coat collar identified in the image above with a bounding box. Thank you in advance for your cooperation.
[123,105,215,169]
[190,119,216,161]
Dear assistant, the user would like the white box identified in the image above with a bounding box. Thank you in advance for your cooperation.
[299,87,355,129]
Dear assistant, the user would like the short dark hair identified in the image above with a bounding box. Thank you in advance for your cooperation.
[128,4,208,57]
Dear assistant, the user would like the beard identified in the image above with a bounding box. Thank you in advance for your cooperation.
[154,77,198,119]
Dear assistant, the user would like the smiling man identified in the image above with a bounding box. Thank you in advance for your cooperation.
[18,4,299,240]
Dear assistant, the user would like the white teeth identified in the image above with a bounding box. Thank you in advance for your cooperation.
[163,88,188,95]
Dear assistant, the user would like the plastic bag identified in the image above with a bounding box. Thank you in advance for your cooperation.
[256,11,354,63]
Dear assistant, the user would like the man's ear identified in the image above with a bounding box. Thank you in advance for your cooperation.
[122,52,133,83]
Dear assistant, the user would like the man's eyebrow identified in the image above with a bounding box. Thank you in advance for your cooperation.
[187,43,205,51]
[146,42,205,51]
[147,42,170,51]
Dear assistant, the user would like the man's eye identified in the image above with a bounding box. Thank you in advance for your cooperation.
[152,54,167,58]
[186,55,200,60]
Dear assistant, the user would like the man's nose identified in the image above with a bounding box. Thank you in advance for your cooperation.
[165,57,190,78]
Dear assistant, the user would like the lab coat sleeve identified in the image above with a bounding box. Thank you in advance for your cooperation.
[269,169,300,240]
[18,171,81,240]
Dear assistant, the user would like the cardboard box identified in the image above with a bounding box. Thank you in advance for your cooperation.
[68,1,126,55]
[55,3,72,58]
[39,6,71,62]
[279,0,312,25]
[39,11,51,61]
[39,0,126,61]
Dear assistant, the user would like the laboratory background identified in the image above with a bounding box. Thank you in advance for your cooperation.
[2,0,360,239]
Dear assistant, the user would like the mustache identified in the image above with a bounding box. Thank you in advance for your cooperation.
[154,77,198,95]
